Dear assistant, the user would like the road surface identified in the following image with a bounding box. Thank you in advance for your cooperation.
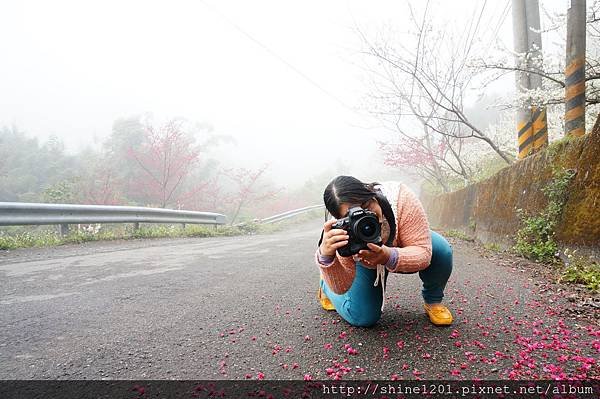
[0,218,598,380]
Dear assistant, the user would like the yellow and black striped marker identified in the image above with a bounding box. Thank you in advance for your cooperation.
[565,57,586,137]
[517,110,534,159]
[518,106,548,159]
[531,106,548,151]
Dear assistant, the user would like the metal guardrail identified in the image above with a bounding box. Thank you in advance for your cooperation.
[259,204,325,224]
[0,202,227,231]
[233,204,325,227]
[0,201,324,235]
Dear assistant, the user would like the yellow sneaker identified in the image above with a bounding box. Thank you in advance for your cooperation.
[423,303,453,326]
[318,279,335,311]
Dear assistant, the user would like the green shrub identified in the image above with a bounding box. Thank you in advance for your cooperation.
[468,217,477,231]
[514,213,558,262]
[513,167,576,263]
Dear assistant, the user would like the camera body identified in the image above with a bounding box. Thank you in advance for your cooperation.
[332,206,383,257]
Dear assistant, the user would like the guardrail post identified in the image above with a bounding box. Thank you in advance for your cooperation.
[133,222,140,232]
[181,223,186,230]
[58,223,69,236]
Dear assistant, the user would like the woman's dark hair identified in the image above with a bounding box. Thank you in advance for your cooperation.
[318,175,396,248]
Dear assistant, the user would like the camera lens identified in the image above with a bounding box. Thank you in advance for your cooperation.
[354,215,380,241]
[361,223,374,236]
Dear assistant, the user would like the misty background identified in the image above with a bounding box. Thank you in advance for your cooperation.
[2,0,591,223]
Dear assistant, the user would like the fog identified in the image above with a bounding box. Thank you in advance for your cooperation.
[0,0,519,193]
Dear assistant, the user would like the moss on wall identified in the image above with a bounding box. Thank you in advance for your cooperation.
[423,114,600,257]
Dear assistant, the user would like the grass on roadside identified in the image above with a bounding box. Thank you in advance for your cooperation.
[444,229,475,242]
[0,223,278,251]
[483,242,502,252]
[443,228,598,294]
[558,250,600,293]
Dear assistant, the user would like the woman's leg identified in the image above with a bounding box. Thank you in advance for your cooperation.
[419,231,453,304]
[320,262,388,327]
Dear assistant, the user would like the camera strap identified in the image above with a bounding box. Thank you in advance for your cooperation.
[374,264,387,312]
[317,209,331,247]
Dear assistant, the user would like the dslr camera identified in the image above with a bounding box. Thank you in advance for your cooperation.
[332,207,383,257]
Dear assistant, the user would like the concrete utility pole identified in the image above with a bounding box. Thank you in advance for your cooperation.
[565,0,587,137]
[525,0,548,152]
[512,0,548,160]
[513,0,533,159]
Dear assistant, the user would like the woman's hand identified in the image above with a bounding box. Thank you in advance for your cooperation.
[355,243,391,269]
[319,219,350,257]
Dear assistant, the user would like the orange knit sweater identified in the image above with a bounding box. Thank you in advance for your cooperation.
[315,182,432,295]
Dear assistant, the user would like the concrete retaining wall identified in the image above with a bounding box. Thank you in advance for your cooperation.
[422,115,600,258]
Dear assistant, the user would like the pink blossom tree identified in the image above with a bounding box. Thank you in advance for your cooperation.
[222,164,282,225]
[127,119,204,208]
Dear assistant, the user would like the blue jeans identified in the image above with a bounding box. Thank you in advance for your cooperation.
[320,231,453,327]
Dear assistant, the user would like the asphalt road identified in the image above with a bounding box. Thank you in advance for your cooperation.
[0,218,598,380]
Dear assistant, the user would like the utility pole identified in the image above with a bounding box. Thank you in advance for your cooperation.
[565,0,586,137]
[525,0,548,152]
[513,0,533,159]
[512,0,548,159]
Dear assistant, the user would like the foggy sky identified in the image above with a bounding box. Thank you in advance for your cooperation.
[0,0,515,188]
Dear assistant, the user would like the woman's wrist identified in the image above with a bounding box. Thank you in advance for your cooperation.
[317,247,335,265]
[384,247,398,271]
[318,246,335,257]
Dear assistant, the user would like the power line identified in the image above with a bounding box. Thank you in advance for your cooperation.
[199,0,356,112]
[487,0,511,54]
[464,0,488,58]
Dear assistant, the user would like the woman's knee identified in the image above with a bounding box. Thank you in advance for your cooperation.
[342,299,382,327]
[431,231,453,264]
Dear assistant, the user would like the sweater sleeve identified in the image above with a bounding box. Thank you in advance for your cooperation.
[314,247,356,295]
[388,184,432,273]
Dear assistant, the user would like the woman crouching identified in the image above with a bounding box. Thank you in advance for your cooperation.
[316,175,454,327]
